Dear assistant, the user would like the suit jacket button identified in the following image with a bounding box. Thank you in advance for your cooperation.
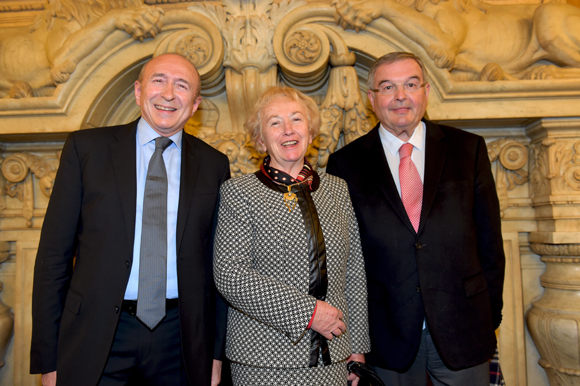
[416,286,421,292]
[415,242,423,249]
[115,306,119,314]
[126,260,130,268]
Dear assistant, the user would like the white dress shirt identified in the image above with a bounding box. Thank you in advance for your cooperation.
[124,118,182,300]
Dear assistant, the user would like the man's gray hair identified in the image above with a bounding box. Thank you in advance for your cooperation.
[367,52,428,90]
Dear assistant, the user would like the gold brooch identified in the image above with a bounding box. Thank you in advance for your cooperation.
[284,187,297,212]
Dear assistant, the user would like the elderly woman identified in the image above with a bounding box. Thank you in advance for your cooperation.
[213,86,370,385]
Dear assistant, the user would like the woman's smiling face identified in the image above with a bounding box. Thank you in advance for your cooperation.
[258,96,312,177]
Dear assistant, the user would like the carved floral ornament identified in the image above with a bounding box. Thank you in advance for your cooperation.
[530,139,580,199]
[487,139,529,216]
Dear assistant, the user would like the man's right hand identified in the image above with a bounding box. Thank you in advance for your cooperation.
[41,371,56,386]
[310,300,346,340]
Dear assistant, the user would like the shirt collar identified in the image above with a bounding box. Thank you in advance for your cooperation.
[137,117,183,150]
[379,120,425,156]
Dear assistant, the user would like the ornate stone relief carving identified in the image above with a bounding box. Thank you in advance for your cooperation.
[333,0,580,81]
[527,241,580,383]
[178,0,371,170]
[524,121,580,385]
[187,0,304,133]
[487,139,529,216]
[530,139,580,199]
[273,5,374,168]
[1,153,59,227]
[0,0,163,98]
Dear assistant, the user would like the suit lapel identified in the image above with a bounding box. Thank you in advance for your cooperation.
[364,126,416,234]
[418,119,447,234]
[176,133,200,254]
[110,120,139,248]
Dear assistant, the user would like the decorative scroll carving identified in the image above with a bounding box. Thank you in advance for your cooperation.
[175,34,211,67]
[188,0,306,132]
[333,0,580,81]
[285,31,322,65]
[530,139,580,199]
[275,11,372,169]
[0,0,163,98]
[1,153,59,227]
[315,59,372,168]
[155,10,226,95]
[487,139,528,216]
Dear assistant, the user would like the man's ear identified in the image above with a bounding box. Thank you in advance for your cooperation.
[134,81,141,106]
[367,90,375,105]
[191,96,202,117]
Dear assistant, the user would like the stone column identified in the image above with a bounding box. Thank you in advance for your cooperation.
[526,118,580,385]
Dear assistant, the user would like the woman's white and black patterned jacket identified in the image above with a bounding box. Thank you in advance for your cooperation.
[214,171,370,369]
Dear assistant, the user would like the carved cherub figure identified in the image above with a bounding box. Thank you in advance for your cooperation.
[0,0,163,98]
[333,0,580,80]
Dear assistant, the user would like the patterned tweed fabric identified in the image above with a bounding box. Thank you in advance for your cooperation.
[214,172,370,372]
[230,360,349,385]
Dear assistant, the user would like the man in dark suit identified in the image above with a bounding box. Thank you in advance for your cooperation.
[327,52,505,385]
[30,53,230,386]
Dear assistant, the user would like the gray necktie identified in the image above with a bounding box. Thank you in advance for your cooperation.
[137,136,172,330]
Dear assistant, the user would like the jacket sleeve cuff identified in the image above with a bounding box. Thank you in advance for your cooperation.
[307,302,317,329]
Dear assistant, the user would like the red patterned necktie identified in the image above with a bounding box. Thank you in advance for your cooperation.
[399,143,423,232]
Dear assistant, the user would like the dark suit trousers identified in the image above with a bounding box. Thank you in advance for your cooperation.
[98,306,187,386]
[373,327,489,386]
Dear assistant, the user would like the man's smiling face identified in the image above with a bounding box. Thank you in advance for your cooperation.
[134,54,202,137]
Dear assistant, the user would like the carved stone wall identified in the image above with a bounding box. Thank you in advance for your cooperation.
[1,0,579,384]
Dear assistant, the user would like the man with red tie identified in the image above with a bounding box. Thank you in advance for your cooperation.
[327,52,505,385]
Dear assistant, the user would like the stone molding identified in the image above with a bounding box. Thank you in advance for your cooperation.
[530,243,580,256]
[1,0,580,123]
[0,152,59,228]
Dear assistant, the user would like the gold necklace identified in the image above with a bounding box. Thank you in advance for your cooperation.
[280,177,312,213]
